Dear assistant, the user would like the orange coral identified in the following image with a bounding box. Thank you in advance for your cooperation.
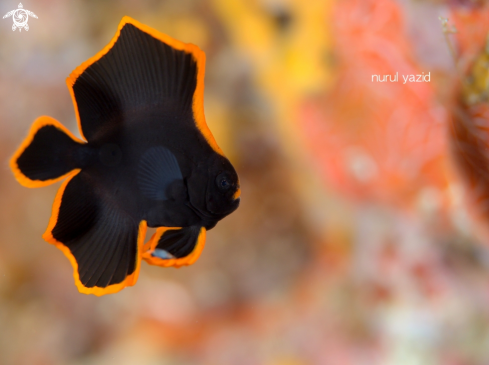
[300,0,449,210]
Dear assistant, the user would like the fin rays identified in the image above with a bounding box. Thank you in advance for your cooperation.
[143,226,206,268]
[137,146,183,201]
[46,172,144,294]
[70,21,198,141]
[10,17,230,296]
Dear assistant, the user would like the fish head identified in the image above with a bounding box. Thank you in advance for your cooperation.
[207,155,240,216]
[186,153,240,223]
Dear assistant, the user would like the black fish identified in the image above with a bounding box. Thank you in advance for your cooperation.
[10,17,240,295]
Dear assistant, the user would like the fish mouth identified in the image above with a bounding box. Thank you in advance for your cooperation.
[189,195,240,219]
[233,187,241,200]
[231,197,240,211]
[187,184,241,221]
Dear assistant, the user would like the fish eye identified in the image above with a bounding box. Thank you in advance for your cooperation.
[216,172,232,191]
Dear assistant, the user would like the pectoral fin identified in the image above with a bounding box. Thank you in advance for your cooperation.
[137,146,183,201]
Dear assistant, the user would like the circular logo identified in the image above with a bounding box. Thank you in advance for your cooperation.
[3,4,38,32]
[12,9,28,28]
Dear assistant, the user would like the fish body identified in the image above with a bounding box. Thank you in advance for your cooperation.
[10,17,240,295]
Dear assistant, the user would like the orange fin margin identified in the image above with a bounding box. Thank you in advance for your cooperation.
[66,15,224,156]
[10,116,85,188]
[42,173,147,296]
[142,226,206,268]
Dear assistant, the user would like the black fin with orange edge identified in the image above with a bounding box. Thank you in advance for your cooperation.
[43,171,147,296]
[67,16,224,155]
[10,116,87,188]
[142,226,206,268]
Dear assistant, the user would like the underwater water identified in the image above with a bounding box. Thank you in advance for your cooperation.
[2,0,489,364]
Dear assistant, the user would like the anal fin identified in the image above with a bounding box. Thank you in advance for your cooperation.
[142,226,205,268]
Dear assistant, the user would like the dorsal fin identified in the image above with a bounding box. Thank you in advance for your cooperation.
[67,18,200,142]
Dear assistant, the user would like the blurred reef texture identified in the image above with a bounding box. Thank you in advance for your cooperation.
[3,0,489,364]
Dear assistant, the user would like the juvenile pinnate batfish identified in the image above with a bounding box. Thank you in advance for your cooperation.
[10,17,240,296]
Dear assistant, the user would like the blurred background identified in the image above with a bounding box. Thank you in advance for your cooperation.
[2,0,489,364]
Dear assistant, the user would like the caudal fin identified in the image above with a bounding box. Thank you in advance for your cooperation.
[10,116,87,188]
